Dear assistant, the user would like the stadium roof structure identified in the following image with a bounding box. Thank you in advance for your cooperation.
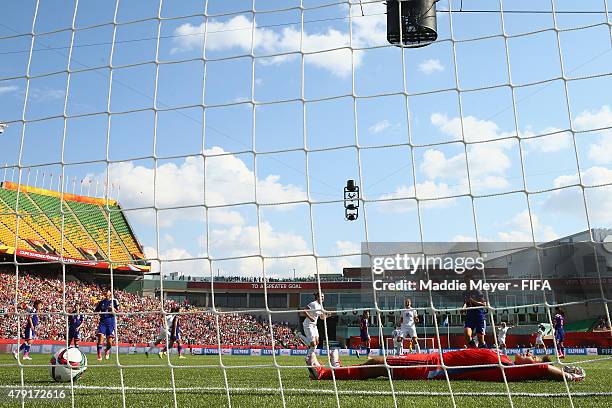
[0,182,149,273]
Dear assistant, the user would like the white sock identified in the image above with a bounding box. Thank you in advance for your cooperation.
[414,340,421,353]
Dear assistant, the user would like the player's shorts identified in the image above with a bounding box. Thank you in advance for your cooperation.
[22,325,35,340]
[464,318,486,335]
[555,328,565,342]
[170,330,181,342]
[497,337,506,346]
[303,322,319,344]
[97,321,116,337]
[68,329,80,340]
[399,326,417,339]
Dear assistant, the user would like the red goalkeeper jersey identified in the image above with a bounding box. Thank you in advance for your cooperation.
[388,349,549,381]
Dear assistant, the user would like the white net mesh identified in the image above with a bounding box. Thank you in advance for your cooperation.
[0,0,611,407]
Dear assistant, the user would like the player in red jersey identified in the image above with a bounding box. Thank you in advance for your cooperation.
[306,348,585,382]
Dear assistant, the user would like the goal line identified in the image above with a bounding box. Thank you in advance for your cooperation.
[0,384,609,398]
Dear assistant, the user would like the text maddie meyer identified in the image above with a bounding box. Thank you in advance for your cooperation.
[372,279,552,292]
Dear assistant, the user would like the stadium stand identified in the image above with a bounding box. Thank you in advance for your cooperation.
[0,182,145,266]
[0,272,301,348]
[26,191,100,259]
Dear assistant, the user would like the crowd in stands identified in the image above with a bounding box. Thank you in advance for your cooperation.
[175,275,349,282]
[593,316,611,332]
[0,273,302,348]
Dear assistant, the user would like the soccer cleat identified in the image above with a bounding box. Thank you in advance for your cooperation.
[97,355,102,361]
[179,355,186,359]
[22,355,32,360]
[105,351,110,360]
[158,351,163,359]
[306,354,323,380]
[13,351,18,360]
[563,365,585,382]
[355,349,360,359]
[145,351,149,358]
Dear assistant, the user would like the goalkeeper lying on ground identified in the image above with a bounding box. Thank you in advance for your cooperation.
[307,348,585,382]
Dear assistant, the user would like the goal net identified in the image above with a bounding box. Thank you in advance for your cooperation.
[0,0,611,407]
[385,336,436,352]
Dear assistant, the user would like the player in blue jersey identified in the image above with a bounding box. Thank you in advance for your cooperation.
[14,300,43,361]
[553,307,566,358]
[94,289,120,361]
[161,306,185,359]
[356,310,371,358]
[68,306,85,348]
[463,290,488,348]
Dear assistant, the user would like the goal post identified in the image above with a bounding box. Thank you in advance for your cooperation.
[0,0,611,407]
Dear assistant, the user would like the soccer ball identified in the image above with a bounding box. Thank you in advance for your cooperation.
[49,347,87,382]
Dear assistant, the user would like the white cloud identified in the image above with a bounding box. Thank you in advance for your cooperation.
[144,246,205,276]
[427,113,518,193]
[418,58,444,75]
[552,166,612,189]
[452,235,476,242]
[588,133,612,164]
[0,85,19,95]
[430,113,514,143]
[521,128,572,153]
[29,88,65,101]
[574,105,612,165]
[368,119,391,134]
[575,105,612,131]
[497,210,558,242]
[335,240,360,255]
[420,148,466,180]
[545,166,612,224]
[204,222,356,278]
[87,147,305,226]
[377,182,457,213]
[170,4,387,78]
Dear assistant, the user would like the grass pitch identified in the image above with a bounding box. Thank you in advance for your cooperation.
[0,353,610,407]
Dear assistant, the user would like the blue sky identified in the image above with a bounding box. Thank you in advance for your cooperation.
[0,0,611,278]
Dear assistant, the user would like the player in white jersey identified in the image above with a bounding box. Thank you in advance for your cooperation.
[146,315,172,358]
[391,325,403,355]
[496,322,513,352]
[302,293,328,361]
[534,324,546,350]
[398,298,420,353]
